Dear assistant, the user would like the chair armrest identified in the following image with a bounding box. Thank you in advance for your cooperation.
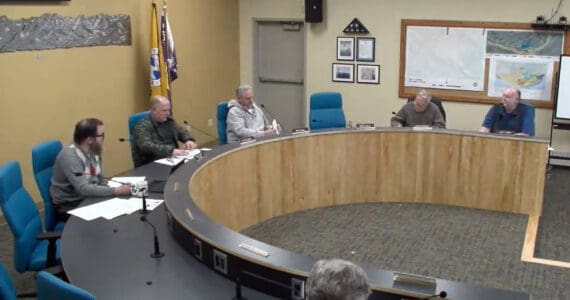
[36,231,61,269]
[36,231,61,241]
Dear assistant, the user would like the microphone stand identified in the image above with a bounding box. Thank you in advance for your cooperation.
[139,191,148,215]
[140,215,165,258]
[259,104,286,133]
[183,120,218,140]
[232,276,247,300]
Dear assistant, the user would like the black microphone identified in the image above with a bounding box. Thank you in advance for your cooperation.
[140,215,165,258]
[259,103,287,133]
[183,120,218,140]
[420,291,447,299]
[73,172,130,186]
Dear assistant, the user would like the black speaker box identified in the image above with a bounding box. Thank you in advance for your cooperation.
[305,0,323,23]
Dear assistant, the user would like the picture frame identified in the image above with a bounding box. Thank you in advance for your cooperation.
[357,64,380,84]
[356,37,375,62]
[332,63,354,82]
[337,37,354,61]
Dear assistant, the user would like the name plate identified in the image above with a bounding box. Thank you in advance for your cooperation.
[239,136,256,144]
[356,123,375,129]
[292,127,310,134]
[412,126,433,131]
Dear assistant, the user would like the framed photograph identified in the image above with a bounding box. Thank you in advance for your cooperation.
[332,63,354,82]
[357,64,380,84]
[357,37,375,62]
[337,37,354,61]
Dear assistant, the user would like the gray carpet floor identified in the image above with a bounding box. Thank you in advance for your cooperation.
[1,167,569,299]
[242,167,570,300]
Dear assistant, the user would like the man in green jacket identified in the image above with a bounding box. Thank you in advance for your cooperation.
[132,95,198,167]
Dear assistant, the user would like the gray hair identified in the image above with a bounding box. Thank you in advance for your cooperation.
[306,259,371,300]
[416,89,432,102]
[235,85,253,98]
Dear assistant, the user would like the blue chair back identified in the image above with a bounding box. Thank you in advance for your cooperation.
[216,101,229,144]
[32,140,64,232]
[128,111,150,142]
[0,263,16,300]
[521,102,536,136]
[37,271,95,300]
[309,92,346,130]
[0,161,60,273]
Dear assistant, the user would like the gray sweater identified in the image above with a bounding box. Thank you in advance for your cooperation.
[226,100,271,143]
[50,144,115,205]
[391,102,446,128]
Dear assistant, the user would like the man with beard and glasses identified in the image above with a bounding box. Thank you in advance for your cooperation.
[51,118,131,222]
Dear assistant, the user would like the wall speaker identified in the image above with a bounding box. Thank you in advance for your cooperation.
[305,0,323,23]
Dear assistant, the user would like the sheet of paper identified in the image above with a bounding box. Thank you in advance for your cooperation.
[68,198,132,221]
[154,157,185,166]
[108,176,146,188]
[67,197,164,221]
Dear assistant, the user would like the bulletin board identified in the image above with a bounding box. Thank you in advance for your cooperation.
[399,19,570,109]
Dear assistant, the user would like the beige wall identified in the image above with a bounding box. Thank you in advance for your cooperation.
[239,0,570,141]
[0,0,239,203]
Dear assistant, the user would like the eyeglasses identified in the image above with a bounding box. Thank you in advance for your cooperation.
[94,133,105,138]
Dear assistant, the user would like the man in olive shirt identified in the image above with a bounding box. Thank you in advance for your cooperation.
[132,95,198,167]
[391,89,446,128]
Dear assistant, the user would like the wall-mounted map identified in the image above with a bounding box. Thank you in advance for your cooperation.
[486,30,563,58]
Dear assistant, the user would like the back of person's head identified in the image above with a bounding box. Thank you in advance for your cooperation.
[74,118,103,144]
[306,258,371,300]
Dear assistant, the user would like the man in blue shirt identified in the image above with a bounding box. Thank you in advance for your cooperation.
[479,87,535,136]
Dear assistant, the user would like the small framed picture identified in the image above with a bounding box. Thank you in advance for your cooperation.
[337,37,354,61]
[332,63,354,82]
[357,64,380,84]
[356,37,375,62]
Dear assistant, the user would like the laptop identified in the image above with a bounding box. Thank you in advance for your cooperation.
[148,158,186,193]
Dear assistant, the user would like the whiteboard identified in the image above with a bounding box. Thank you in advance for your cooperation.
[556,55,570,119]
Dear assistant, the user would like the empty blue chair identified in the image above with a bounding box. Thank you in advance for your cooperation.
[216,101,229,144]
[0,161,60,274]
[0,263,16,300]
[309,92,346,130]
[37,271,95,300]
[32,140,65,232]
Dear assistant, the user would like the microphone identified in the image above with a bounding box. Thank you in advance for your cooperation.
[420,291,447,299]
[140,215,165,258]
[183,120,217,140]
[259,103,287,133]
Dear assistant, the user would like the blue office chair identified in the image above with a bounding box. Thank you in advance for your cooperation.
[128,111,151,163]
[128,111,150,142]
[37,271,95,300]
[216,101,229,144]
[0,263,16,300]
[521,102,536,136]
[32,140,65,232]
[309,92,346,130]
[0,161,61,274]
